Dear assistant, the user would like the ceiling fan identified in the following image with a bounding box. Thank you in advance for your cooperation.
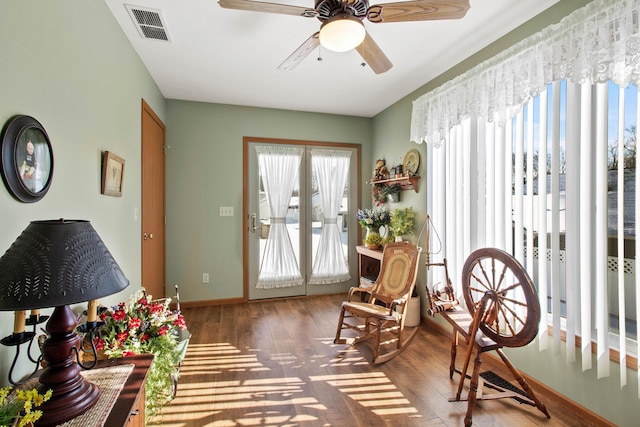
[218,0,470,74]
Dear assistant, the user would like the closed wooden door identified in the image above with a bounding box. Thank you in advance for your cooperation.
[141,100,166,299]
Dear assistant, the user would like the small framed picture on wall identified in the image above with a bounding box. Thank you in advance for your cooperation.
[101,151,125,197]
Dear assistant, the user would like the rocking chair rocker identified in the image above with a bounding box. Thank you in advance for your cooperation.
[334,242,421,364]
[426,247,550,427]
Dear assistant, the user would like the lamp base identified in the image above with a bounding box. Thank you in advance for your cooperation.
[35,380,100,427]
[36,305,101,426]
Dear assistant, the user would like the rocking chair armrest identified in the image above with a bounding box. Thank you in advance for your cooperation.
[347,286,371,302]
[389,297,408,313]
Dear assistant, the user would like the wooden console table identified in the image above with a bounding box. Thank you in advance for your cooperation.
[98,354,153,427]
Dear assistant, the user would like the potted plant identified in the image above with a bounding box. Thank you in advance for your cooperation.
[390,207,415,241]
[92,289,187,421]
[0,386,52,427]
[363,230,383,249]
[381,184,401,203]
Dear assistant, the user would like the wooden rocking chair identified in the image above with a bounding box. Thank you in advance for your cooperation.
[426,247,550,427]
[334,242,421,364]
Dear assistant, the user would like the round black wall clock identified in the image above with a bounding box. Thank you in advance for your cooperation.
[0,115,54,203]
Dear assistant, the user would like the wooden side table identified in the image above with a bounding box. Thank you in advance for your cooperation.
[356,245,383,288]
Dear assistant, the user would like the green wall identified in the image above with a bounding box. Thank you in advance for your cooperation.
[164,100,373,302]
[0,0,164,381]
[0,0,635,425]
[372,0,638,425]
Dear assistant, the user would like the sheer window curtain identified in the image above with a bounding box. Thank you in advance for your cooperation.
[413,0,640,393]
[308,149,351,284]
[255,145,304,289]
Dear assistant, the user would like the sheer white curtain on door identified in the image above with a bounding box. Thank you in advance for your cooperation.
[309,149,351,284]
[255,145,304,289]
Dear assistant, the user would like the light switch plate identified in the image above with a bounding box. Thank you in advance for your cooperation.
[219,207,233,216]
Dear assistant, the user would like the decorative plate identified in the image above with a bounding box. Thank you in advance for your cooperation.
[402,148,420,176]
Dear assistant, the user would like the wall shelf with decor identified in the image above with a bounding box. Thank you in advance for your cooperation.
[371,175,420,193]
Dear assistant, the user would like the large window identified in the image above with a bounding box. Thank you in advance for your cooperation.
[412,0,640,391]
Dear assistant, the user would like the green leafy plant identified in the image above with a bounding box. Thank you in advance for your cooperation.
[94,289,187,421]
[381,184,401,197]
[0,386,52,427]
[390,207,415,238]
[363,231,383,247]
[372,184,401,205]
[382,233,396,245]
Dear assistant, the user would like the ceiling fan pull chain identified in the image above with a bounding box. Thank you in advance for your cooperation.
[317,44,323,62]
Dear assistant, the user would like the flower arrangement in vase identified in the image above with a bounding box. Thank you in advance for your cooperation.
[356,207,390,232]
[93,289,187,421]
[0,386,51,427]
[356,207,390,248]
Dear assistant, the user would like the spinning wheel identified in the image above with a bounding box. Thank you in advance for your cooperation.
[461,247,540,348]
[430,247,549,427]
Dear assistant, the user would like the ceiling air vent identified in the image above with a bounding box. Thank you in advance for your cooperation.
[125,5,170,42]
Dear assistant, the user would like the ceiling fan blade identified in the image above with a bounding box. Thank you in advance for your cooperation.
[355,32,392,74]
[367,0,470,23]
[218,0,317,18]
[278,32,320,71]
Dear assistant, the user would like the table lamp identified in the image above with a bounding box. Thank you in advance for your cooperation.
[0,219,129,426]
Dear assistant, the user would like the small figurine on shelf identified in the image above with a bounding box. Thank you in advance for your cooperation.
[373,159,390,182]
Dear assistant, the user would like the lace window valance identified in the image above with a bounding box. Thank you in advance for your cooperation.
[411,0,640,146]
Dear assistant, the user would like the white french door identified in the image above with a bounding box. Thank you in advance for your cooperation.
[246,139,359,300]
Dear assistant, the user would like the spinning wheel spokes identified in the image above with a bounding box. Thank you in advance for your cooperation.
[462,248,540,347]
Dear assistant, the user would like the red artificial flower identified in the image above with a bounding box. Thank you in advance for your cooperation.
[128,317,142,330]
[112,310,126,321]
[173,315,186,330]
[158,326,169,336]
[116,331,129,343]
[149,303,164,314]
[93,337,104,351]
[122,350,136,357]
[137,297,149,306]
[140,333,150,343]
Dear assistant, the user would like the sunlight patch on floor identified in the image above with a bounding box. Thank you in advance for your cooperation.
[163,341,420,425]
[309,372,420,417]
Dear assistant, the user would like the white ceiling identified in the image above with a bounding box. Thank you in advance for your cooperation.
[104,0,560,117]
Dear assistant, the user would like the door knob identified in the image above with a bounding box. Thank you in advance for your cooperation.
[143,233,154,240]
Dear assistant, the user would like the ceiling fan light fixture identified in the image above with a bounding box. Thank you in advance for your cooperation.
[319,15,365,53]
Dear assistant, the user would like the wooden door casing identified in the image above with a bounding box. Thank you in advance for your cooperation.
[141,100,166,299]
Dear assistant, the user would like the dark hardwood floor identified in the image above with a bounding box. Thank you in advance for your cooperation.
[159,293,611,426]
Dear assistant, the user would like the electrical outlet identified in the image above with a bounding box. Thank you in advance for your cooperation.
[202,273,210,284]
[219,207,233,216]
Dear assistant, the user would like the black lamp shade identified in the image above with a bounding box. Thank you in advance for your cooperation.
[0,219,129,310]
